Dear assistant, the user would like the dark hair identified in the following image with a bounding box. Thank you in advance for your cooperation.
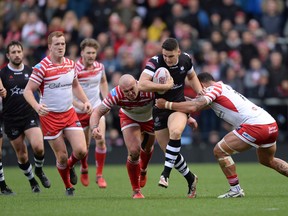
[80,38,100,51]
[161,38,179,51]
[6,40,23,54]
[197,72,215,82]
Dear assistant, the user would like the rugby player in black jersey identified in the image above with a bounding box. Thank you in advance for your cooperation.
[139,37,203,198]
[0,41,50,193]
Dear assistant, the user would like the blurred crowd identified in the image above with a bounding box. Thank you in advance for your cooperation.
[0,0,288,146]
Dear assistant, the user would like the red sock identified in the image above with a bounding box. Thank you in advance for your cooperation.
[68,153,79,169]
[81,153,88,171]
[126,159,140,191]
[95,147,106,176]
[140,147,153,171]
[227,174,239,186]
[56,162,72,188]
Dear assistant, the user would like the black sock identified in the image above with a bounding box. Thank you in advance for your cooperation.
[162,139,181,178]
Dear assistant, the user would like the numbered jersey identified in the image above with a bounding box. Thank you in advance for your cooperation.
[204,82,275,127]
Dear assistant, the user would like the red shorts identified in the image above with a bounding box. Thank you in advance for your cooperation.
[77,113,90,128]
[40,108,83,140]
[233,122,278,148]
[119,111,154,134]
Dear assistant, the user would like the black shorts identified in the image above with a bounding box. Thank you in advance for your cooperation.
[153,106,175,131]
[3,112,40,140]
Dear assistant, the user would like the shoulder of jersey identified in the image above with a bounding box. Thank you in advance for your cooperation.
[152,67,170,84]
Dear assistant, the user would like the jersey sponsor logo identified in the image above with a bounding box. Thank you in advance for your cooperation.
[111,88,117,97]
[76,120,82,127]
[10,86,23,96]
[152,55,159,63]
[268,126,277,134]
[48,83,72,89]
[171,83,182,90]
[34,63,42,69]
[242,132,256,142]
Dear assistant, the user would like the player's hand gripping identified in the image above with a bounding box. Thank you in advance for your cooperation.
[91,126,102,139]
[0,88,7,98]
[155,98,167,109]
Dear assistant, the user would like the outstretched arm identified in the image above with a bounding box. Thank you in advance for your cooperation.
[155,96,209,113]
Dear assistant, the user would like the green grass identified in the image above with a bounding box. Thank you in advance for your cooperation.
[1,163,287,216]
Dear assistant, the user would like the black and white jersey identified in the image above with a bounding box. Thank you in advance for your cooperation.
[143,53,194,102]
[0,64,35,120]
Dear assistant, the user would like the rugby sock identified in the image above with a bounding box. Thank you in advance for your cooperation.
[162,139,181,178]
[18,161,38,186]
[140,147,153,171]
[80,153,88,171]
[34,154,45,174]
[227,175,241,191]
[68,152,79,169]
[95,147,106,176]
[0,160,7,189]
[126,159,140,191]
[174,154,195,185]
[57,162,73,188]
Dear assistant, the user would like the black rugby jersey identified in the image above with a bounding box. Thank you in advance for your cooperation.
[0,64,35,120]
[145,53,194,102]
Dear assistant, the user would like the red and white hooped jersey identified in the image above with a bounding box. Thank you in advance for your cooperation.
[102,85,154,122]
[74,59,104,113]
[30,56,76,112]
[204,81,275,127]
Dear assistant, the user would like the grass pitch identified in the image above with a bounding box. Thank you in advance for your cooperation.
[1,163,287,216]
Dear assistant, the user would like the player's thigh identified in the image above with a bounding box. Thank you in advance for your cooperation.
[256,144,276,164]
[122,126,142,154]
[167,112,187,139]
[65,129,86,153]
[221,132,252,154]
[155,128,170,152]
[25,127,44,148]
[47,136,68,161]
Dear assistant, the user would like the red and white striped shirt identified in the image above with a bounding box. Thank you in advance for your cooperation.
[103,85,154,122]
[74,58,105,113]
[30,56,76,112]
[204,82,275,127]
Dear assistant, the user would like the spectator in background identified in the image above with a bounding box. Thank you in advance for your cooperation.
[210,30,229,52]
[4,19,21,47]
[147,16,167,42]
[21,11,47,49]
[102,46,121,82]
[113,0,139,29]
[243,57,269,98]
[266,51,288,97]
[261,0,284,36]
[183,0,210,39]
[88,0,113,37]
[233,11,247,34]
[225,29,241,52]
[238,31,259,69]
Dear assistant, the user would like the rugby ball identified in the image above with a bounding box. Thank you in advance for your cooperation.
[153,67,171,94]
